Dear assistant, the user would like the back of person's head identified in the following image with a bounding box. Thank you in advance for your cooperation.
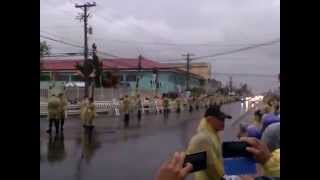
[261,122,280,152]
[261,114,280,133]
[89,97,94,103]
[246,124,262,139]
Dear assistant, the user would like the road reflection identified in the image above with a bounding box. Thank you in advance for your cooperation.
[47,134,66,164]
[80,131,102,164]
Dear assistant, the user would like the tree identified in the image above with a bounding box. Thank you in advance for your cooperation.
[92,52,104,87]
[40,41,50,72]
[40,41,50,57]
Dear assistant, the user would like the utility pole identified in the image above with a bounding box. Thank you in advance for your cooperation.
[75,2,96,98]
[182,53,195,91]
[136,55,143,94]
[229,76,233,94]
[153,68,159,96]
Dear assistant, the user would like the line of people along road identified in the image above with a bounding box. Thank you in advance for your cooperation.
[45,92,280,179]
[45,92,238,135]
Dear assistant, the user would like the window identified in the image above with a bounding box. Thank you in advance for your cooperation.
[40,72,50,81]
[71,75,82,81]
[126,74,137,82]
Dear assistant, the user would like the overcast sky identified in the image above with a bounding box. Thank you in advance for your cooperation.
[40,0,280,76]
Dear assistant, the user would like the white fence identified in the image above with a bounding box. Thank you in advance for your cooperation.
[40,100,121,117]
[40,98,194,117]
[40,87,134,101]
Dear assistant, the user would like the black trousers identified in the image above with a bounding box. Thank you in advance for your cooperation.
[189,106,193,113]
[137,110,142,121]
[48,118,59,132]
[60,114,65,130]
[163,108,169,116]
[124,114,130,127]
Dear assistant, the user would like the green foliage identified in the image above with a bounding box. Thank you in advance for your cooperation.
[40,41,50,73]
[40,41,50,57]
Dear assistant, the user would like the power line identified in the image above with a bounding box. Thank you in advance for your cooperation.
[192,38,280,61]
[40,30,82,46]
[42,52,84,57]
[88,37,266,47]
[40,33,122,58]
[214,72,277,77]
[156,38,279,62]
[40,34,83,49]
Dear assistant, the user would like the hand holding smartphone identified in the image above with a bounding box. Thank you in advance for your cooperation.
[223,141,253,158]
[223,141,257,175]
[183,151,207,173]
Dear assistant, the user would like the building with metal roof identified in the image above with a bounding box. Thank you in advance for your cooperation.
[40,57,205,94]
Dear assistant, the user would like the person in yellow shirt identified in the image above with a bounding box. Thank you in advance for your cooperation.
[135,94,142,123]
[81,97,97,133]
[186,105,232,180]
[163,94,170,118]
[47,94,61,134]
[80,96,89,128]
[121,95,131,128]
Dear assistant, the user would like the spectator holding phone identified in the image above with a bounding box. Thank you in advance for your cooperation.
[186,105,232,180]
[155,152,193,180]
[240,137,280,177]
[157,136,279,180]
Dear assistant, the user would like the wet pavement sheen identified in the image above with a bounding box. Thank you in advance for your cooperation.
[40,102,253,180]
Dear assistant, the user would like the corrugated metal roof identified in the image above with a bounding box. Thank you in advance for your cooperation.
[42,58,172,71]
[41,57,204,80]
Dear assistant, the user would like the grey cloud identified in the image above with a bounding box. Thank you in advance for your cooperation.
[41,0,279,74]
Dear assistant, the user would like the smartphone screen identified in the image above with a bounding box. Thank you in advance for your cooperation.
[183,151,207,173]
[222,141,252,158]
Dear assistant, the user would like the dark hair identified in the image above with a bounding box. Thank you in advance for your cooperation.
[89,97,94,102]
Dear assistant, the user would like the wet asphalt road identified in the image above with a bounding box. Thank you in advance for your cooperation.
[40,101,255,180]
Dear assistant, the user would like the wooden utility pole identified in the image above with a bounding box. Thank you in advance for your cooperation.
[75,2,96,98]
[182,53,195,91]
